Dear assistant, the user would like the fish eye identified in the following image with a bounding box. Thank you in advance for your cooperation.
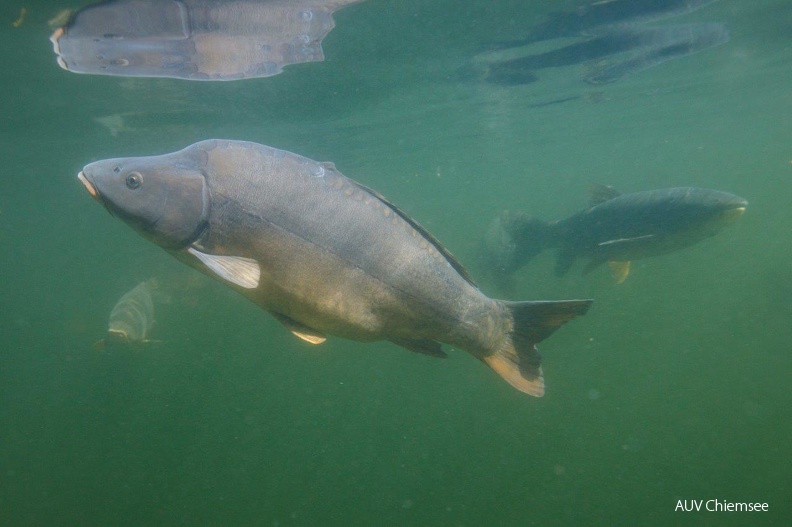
[125,172,143,190]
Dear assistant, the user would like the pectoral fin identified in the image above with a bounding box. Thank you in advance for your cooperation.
[597,234,654,247]
[188,247,260,289]
[391,338,447,358]
[272,313,327,344]
[608,260,631,284]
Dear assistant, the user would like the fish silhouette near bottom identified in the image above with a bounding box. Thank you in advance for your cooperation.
[77,139,592,396]
[94,278,159,350]
[484,185,747,283]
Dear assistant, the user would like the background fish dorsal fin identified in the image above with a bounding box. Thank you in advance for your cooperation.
[588,183,622,207]
[350,180,478,288]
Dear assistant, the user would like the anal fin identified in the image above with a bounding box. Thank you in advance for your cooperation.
[272,313,327,344]
[391,338,447,358]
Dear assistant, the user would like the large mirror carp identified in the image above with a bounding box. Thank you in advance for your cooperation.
[77,139,592,396]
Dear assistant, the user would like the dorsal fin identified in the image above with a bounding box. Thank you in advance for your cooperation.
[349,180,478,288]
[588,183,621,207]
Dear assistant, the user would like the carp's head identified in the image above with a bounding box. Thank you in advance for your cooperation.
[674,188,748,236]
[78,146,209,249]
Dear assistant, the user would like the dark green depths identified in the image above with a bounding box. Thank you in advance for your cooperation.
[78,139,592,396]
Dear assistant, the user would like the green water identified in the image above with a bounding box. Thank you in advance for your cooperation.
[1,0,790,525]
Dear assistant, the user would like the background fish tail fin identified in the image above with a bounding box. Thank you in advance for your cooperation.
[504,214,558,264]
[484,300,593,396]
[482,212,557,277]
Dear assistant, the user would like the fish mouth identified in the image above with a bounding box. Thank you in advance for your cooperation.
[49,27,63,54]
[107,329,129,339]
[49,27,70,70]
[721,205,746,223]
[78,171,101,202]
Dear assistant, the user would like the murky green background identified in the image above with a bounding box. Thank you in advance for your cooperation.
[1,1,790,525]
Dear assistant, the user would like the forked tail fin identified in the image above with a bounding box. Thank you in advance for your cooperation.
[506,213,558,263]
[482,211,558,277]
[484,299,592,396]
